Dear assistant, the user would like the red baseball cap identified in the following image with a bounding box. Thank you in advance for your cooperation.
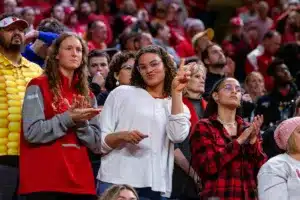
[0,16,28,30]
[230,17,244,27]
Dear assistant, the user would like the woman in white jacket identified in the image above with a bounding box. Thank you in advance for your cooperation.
[97,45,191,200]
[258,117,300,200]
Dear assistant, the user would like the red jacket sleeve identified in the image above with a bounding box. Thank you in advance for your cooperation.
[190,121,241,176]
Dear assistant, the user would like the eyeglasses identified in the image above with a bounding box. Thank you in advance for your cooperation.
[137,60,162,73]
[220,84,244,94]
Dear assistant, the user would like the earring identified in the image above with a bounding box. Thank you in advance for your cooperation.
[116,81,119,86]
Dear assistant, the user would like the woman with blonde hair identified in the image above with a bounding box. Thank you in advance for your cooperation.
[99,185,139,200]
[244,71,266,103]
[243,72,266,122]
[19,32,101,200]
[171,63,206,200]
[258,117,300,200]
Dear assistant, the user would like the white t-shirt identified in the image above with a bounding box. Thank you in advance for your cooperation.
[97,85,191,197]
[258,153,300,200]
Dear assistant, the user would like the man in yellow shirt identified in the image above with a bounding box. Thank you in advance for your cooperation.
[0,12,43,199]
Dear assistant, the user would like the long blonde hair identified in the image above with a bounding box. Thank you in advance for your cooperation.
[99,184,139,200]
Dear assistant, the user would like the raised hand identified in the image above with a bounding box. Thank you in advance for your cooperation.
[249,115,264,144]
[92,72,105,87]
[171,59,195,93]
[237,125,253,145]
[25,30,39,45]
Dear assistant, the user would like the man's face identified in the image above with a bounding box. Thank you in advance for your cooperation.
[0,24,25,52]
[88,56,109,78]
[159,26,170,42]
[266,34,281,55]
[53,5,65,22]
[206,45,227,66]
[275,64,293,84]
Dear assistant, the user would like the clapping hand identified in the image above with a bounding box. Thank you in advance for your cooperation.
[249,115,264,144]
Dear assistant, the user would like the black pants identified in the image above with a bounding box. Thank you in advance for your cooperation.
[23,192,97,200]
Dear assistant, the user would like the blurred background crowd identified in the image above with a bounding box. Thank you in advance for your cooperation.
[2,0,300,199]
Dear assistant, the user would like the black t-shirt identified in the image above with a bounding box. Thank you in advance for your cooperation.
[171,99,204,199]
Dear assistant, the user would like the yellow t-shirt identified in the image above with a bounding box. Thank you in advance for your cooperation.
[0,53,43,156]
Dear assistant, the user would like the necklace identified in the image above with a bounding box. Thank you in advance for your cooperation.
[217,116,237,127]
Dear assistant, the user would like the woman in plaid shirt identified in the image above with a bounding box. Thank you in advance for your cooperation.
[190,77,267,200]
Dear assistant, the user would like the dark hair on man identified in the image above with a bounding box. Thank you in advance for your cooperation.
[88,49,110,66]
[149,22,165,38]
[119,32,140,51]
[21,7,34,16]
[86,20,106,41]
[263,30,280,41]
[267,58,285,76]
[37,18,66,34]
[0,13,21,21]
[201,42,218,64]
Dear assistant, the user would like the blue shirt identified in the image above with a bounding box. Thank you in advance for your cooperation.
[22,31,59,68]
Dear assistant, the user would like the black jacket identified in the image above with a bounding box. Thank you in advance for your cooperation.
[255,83,298,130]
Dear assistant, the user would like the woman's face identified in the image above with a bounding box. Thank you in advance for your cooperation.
[117,58,135,85]
[23,8,35,25]
[56,36,83,71]
[137,53,165,88]
[116,189,137,200]
[186,70,206,94]
[289,125,300,153]
[246,73,265,96]
[70,13,78,25]
[214,78,242,109]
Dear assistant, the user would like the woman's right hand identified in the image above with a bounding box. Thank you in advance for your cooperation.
[122,130,148,144]
[69,108,101,122]
[237,125,254,145]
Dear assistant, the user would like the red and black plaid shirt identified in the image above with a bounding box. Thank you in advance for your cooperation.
[190,114,267,200]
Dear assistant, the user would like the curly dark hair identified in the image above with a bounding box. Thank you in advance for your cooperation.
[44,32,90,102]
[131,45,176,96]
[105,51,135,91]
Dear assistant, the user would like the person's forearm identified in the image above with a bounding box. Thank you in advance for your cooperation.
[174,149,198,178]
[104,131,127,149]
[171,91,183,115]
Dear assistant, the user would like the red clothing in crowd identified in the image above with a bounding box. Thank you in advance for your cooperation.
[175,39,195,58]
[182,97,207,129]
[78,14,113,46]
[19,74,96,195]
[256,53,274,91]
[87,41,107,51]
[183,0,208,17]
[190,114,267,200]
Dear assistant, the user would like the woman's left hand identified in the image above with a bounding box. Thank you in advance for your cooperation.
[171,59,194,93]
[249,115,264,144]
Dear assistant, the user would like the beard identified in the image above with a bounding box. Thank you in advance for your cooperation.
[0,34,24,53]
